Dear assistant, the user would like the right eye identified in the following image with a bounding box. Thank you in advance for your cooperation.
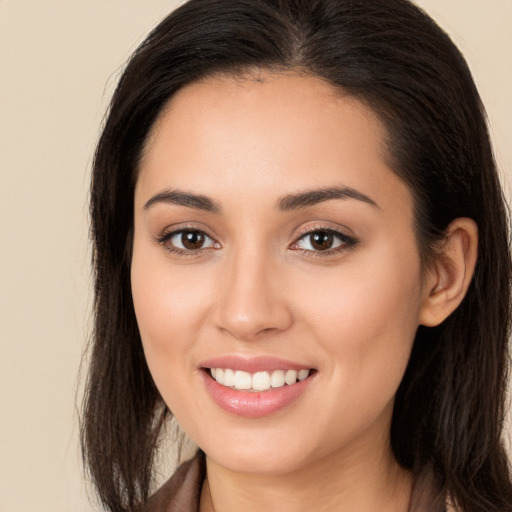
[159,229,218,255]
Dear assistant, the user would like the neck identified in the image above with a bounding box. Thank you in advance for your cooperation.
[199,425,413,512]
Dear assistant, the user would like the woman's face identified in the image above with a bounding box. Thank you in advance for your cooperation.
[131,73,429,475]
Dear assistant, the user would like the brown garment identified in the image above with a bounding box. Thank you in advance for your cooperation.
[142,452,205,512]
[142,451,446,512]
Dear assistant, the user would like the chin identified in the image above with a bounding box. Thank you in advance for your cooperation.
[197,430,321,476]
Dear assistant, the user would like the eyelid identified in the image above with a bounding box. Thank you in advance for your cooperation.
[156,222,218,241]
[293,222,355,240]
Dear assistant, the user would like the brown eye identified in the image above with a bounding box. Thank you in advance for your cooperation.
[166,229,216,252]
[181,230,205,250]
[293,228,357,254]
[309,231,334,251]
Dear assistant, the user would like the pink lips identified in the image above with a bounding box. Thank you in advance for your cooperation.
[200,355,309,373]
[199,355,316,418]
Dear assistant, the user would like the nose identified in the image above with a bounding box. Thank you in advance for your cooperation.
[213,249,293,342]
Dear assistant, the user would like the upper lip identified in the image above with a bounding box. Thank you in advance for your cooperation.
[199,355,314,373]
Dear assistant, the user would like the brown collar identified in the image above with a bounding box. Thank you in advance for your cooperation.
[142,451,205,512]
[143,451,446,512]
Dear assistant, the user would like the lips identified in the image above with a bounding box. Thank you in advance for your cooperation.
[199,355,316,417]
[200,355,312,373]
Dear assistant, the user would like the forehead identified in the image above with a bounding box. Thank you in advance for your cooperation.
[143,71,384,164]
[136,71,411,218]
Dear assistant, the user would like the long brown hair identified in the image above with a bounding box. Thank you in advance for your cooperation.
[82,1,512,510]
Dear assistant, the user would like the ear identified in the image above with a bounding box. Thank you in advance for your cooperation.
[419,218,478,327]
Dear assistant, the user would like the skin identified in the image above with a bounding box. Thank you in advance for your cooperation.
[131,72,478,512]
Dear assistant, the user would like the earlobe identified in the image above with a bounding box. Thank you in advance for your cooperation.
[419,218,478,327]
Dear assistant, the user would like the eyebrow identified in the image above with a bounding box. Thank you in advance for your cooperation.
[277,185,379,211]
[143,189,222,213]
[143,185,378,213]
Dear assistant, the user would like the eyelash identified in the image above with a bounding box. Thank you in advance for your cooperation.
[156,225,358,258]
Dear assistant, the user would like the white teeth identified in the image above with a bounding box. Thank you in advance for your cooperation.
[252,371,271,391]
[223,368,235,387]
[298,369,310,381]
[270,369,285,388]
[233,370,252,390]
[214,368,224,385]
[209,367,311,391]
[285,369,298,385]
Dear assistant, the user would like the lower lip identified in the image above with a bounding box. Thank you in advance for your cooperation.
[200,369,315,418]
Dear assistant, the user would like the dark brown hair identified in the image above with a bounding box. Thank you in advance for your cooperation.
[82,1,512,510]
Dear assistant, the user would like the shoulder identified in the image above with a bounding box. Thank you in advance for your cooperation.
[139,450,206,512]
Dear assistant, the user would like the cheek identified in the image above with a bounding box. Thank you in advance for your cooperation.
[131,255,219,433]
[294,241,423,398]
[130,242,213,384]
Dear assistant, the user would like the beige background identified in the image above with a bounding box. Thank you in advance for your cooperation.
[0,1,510,511]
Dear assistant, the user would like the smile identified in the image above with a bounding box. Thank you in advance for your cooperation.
[210,368,311,392]
[200,360,316,417]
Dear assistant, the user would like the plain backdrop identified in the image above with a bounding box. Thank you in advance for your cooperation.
[0,1,511,511]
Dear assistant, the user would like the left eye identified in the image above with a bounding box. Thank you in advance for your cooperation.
[294,230,349,252]
[167,229,216,251]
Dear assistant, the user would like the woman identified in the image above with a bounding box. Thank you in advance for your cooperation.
[81,0,512,511]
